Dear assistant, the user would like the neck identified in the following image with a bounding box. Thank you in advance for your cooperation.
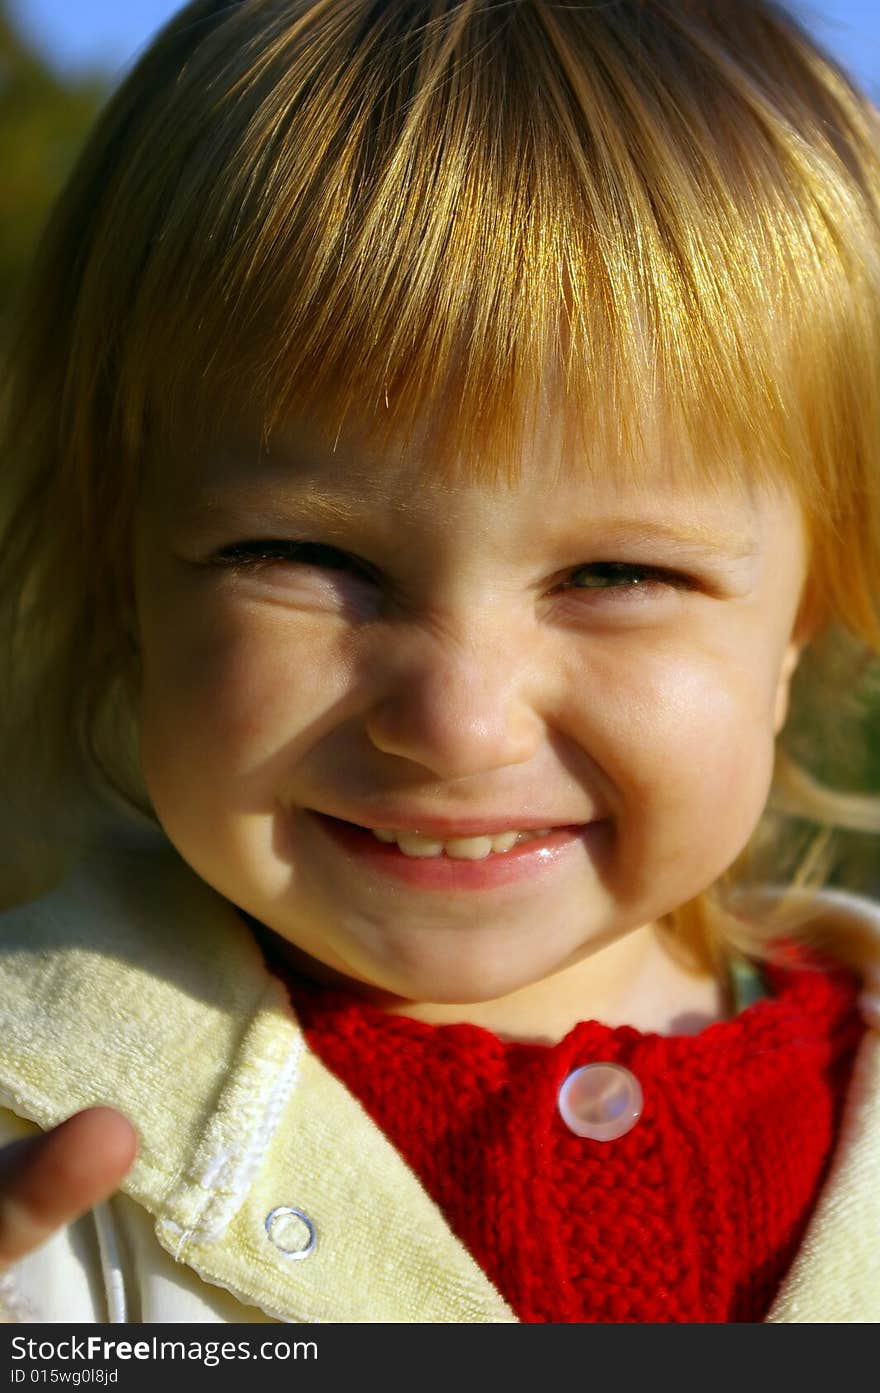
[252,913,731,1045]
[389,924,729,1043]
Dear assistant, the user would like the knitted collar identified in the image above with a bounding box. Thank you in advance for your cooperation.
[268,940,866,1322]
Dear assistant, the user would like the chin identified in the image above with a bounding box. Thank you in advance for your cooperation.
[380,958,546,1008]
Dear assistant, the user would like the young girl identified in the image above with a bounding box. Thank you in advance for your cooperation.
[1,0,879,1324]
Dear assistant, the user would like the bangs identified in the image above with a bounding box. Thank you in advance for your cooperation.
[67,0,880,511]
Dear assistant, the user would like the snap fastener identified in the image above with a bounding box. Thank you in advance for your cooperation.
[265,1206,317,1258]
[557,1062,643,1141]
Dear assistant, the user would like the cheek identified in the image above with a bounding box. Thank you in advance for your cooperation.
[571,647,780,904]
[578,646,778,819]
[135,597,356,781]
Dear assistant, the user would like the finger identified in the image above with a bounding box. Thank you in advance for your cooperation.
[0,1107,138,1269]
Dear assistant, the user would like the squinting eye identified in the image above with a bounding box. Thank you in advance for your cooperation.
[211,539,374,580]
[566,562,691,599]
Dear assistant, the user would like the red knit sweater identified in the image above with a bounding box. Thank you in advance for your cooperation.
[263,941,865,1323]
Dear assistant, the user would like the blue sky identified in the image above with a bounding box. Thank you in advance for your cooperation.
[8,0,880,98]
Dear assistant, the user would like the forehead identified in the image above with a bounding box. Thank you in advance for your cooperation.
[140,316,810,532]
[143,408,808,573]
[150,397,763,499]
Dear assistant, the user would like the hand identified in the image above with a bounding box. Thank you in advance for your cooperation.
[0,1107,137,1271]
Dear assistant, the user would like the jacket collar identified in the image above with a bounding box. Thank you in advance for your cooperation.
[1,806,878,1322]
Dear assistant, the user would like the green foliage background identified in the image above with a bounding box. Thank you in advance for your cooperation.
[0,0,107,344]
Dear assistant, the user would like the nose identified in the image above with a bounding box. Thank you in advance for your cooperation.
[362,623,544,780]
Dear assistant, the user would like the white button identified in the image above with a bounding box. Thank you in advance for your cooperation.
[265,1206,317,1258]
[557,1063,643,1140]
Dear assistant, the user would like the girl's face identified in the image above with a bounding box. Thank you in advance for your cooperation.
[132,413,811,1014]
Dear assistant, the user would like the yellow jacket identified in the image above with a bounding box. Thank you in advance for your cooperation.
[1,809,879,1323]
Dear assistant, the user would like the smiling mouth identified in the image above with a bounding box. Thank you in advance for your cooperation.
[305,812,604,892]
[314,810,583,861]
[310,811,595,865]
[362,824,560,859]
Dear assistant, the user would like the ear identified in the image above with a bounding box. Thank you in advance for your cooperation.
[772,594,824,735]
[773,639,805,735]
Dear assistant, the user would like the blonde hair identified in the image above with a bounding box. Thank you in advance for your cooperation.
[2,0,880,974]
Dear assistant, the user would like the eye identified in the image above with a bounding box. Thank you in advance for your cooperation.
[564,562,692,601]
[210,539,375,581]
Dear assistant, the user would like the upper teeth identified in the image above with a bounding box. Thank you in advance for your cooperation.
[370,828,553,859]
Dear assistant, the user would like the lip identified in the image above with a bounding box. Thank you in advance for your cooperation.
[307,811,604,892]
[307,810,594,838]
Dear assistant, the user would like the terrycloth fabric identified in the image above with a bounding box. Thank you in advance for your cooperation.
[0,806,879,1322]
[0,830,513,1323]
[277,948,865,1322]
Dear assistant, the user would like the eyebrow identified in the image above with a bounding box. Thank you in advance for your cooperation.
[174,486,369,532]
[174,482,759,562]
[583,519,760,562]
